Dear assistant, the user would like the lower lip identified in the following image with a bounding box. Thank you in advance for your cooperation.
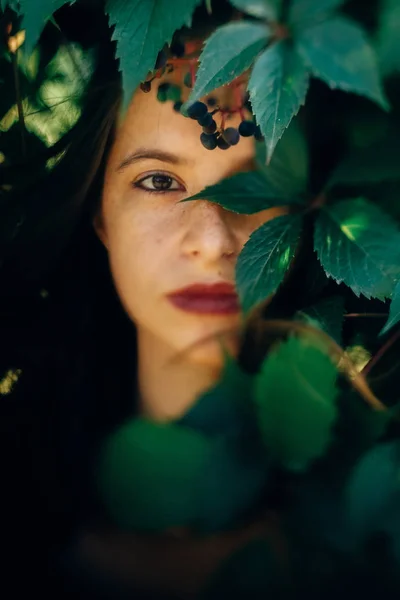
[168,295,240,315]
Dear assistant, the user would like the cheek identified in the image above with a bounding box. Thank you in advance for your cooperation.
[103,201,175,321]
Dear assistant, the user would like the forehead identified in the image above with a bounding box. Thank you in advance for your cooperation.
[109,78,255,171]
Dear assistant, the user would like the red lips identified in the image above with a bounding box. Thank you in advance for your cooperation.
[167,282,240,315]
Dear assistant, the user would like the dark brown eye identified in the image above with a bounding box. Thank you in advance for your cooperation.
[133,173,183,193]
[151,174,172,190]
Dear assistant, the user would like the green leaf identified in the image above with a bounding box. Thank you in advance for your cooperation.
[180,171,291,214]
[19,0,71,55]
[254,335,338,470]
[328,130,400,188]
[296,296,345,345]
[314,198,400,300]
[248,41,309,163]
[288,0,345,29]
[296,17,389,111]
[98,415,269,534]
[345,441,400,543]
[106,0,201,108]
[229,0,281,20]
[196,434,269,533]
[255,118,309,198]
[97,418,210,531]
[381,280,400,335]
[236,213,303,313]
[177,353,255,437]
[376,0,400,76]
[187,22,268,104]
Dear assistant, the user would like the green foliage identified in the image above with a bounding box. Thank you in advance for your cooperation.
[181,170,292,214]
[106,0,202,108]
[344,441,400,547]
[236,213,303,312]
[19,0,70,55]
[314,198,400,300]
[254,335,338,470]
[296,17,389,111]
[248,41,309,163]
[288,0,345,28]
[376,0,400,76]
[97,418,209,531]
[3,0,400,592]
[188,21,269,104]
[177,352,254,436]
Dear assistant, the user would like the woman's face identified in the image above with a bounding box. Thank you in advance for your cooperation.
[96,74,284,368]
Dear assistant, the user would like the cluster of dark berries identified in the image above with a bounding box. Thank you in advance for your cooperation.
[186,101,263,151]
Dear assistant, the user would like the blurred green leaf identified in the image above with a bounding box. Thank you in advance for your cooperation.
[296,17,389,111]
[376,0,400,76]
[345,441,400,545]
[187,22,268,104]
[97,418,209,531]
[254,335,338,470]
[248,41,309,163]
[180,171,293,214]
[177,353,254,437]
[236,213,303,312]
[314,198,400,300]
[106,0,201,108]
[288,0,345,29]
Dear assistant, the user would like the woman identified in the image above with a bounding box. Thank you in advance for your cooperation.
[1,3,289,599]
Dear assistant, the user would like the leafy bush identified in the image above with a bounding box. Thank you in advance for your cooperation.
[1,0,400,596]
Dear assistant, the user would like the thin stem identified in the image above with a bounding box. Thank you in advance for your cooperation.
[362,328,400,377]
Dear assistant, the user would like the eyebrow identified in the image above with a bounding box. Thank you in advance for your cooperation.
[116,148,192,172]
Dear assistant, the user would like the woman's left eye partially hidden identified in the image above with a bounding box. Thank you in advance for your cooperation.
[132,173,185,194]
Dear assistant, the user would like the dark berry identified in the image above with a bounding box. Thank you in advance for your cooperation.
[140,81,152,93]
[187,101,208,120]
[173,101,183,113]
[254,125,264,141]
[155,50,167,69]
[200,132,218,150]
[202,119,217,134]
[222,127,240,146]
[170,40,185,57]
[206,96,217,107]
[238,120,257,137]
[197,112,213,127]
[217,136,230,150]
[183,72,193,88]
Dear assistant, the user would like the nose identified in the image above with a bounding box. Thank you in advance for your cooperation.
[181,200,238,264]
